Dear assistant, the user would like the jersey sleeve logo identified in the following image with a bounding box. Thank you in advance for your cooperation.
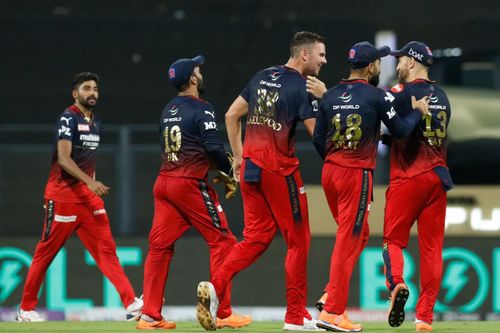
[390,84,404,93]
[386,107,396,119]
[384,92,395,102]
[58,116,72,137]
[312,100,319,112]
[204,121,217,130]
[60,116,72,125]
[204,110,215,118]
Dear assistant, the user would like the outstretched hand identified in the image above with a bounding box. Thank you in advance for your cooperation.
[411,95,430,115]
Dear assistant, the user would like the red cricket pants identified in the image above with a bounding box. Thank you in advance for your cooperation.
[211,159,312,325]
[142,175,237,321]
[322,163,372,315]
[383,169,446,324]
[20,196,136,310]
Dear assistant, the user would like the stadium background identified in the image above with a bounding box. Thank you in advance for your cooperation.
[1,0,499,322]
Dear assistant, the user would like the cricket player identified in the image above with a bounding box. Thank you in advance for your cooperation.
[196,31,327,331]
[382,41,452,332]
[16,72,143,322]
[312,42,429,332]
[137,56,251,330]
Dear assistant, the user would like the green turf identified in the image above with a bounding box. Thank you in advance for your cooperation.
[1,321,500,333]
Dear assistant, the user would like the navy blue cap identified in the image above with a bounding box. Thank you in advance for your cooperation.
[168,55,205,88]
[390,41,433,66]
[347,41,391,68]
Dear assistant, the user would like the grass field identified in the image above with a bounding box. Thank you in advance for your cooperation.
[1,321,500,333]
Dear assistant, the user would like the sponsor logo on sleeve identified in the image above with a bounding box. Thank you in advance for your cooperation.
[60,116,72,125]
[386,107,397,119]
[312,100,319,112]
[58,126,71,137]
[204,110,215,118]
[384,92,395,102]
[204,122,217,130]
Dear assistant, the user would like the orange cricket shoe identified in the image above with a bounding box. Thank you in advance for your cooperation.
[415,321,433,332]
[343,312,362,331]
[216,313,252,328]
[316,310,362,332]
[136,318,176,330]
[388,283,409,327]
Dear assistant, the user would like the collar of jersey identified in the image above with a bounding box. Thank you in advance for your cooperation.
[408,78,436,84]
[69,104,93,122]
[340,78,369,84]
[177,94,207,103]
[282,65,306,79]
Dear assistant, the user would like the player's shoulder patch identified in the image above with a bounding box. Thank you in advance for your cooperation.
[59,110,76,123]
[390,83,405,93]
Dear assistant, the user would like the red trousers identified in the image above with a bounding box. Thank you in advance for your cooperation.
[383,170,446,324]
[211,159,311,325]
[142,175,237,321]
[20,196,136,310]
[322,164,371,315]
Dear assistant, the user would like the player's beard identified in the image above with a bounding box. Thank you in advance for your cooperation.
[78,95,98,109]
[196,76,206,95]
[398,68,409,84]
[369,72,380,87]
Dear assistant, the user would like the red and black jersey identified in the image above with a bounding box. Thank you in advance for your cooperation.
[159,95,230,180]
[387,80,451,185]
[313,79,421,169]
[44,105,100,202]
[241,65,319,176]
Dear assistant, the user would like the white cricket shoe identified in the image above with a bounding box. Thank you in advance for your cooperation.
[126,296,144,321]
[283,317,326,331]
[197,281,219,331]
[16,309,46,322]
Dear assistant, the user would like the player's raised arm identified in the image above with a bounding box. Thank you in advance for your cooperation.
[225,95,248,180]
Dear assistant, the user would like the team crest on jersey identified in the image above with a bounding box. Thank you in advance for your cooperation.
[390,84,404,93]
[338,92,352,103]
[78,124,90,131]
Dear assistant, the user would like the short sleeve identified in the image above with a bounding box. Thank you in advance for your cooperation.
[56,112,77,141]
[197,103,219,134]
[240,81,252,102]
[298,90,319,120]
